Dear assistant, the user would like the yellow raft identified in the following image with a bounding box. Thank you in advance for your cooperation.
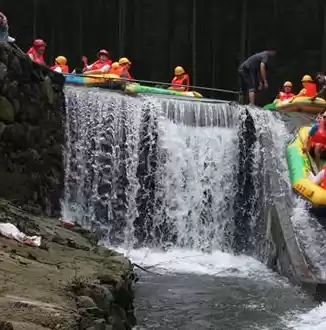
[273,96,326,114]
[287,126,326,206]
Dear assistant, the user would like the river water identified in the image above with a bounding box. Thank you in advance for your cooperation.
[122,248,325,330]
[63,87,326,329]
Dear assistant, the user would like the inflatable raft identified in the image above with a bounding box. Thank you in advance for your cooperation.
[64,73,120,86]
[264,96,326,114]
[287,126,326,206]
[64,73,202,98]
[124,83,202,98]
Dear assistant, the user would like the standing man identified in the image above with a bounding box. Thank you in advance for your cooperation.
[238,50,276,105]
[312,72,326,101]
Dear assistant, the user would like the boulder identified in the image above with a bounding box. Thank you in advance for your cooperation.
[0,96,14,123]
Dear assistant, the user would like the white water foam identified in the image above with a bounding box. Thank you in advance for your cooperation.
[285,303,326,329]
[114,246,288,286]
[291,198,326,279]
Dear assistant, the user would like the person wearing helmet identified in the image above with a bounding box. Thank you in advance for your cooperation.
[296,75,317,98]
[238,50,276,104]
[108,62,120,75]
[303,113,326,169]
[83,49,112,74]
[0,12,15,43]
[169,66,190,91]
[26,39,46,65]
[274,81,294,103]
[311,72,326,101]
[117,57,133,80]
[50,56,69,73]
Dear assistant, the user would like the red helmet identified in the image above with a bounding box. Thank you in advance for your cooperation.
[97,49,109,57]
[33,39,46,48]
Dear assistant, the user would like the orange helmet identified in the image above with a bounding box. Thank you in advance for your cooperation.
[301,75,313,82]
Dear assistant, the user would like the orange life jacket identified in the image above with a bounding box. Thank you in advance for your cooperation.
[171,74,190,91]
[117,65,133,80]
[310,120,326,146]
[109,66,121,75]
[89,59,112,71]
[26,47,45,65]
[299,82,317,98]
[279,91,294,101]
[50,64,69,73]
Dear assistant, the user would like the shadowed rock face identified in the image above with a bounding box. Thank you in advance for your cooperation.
[0,42,65,216]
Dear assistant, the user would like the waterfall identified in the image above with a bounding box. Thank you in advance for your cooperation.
[62,86,314,267]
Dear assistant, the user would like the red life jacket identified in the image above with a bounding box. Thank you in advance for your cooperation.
[279,91,294,101]
[171,74,190,91]
[89,59,112,71]
[26,47,45,65]
[50,64,69,73]
[301,82,317,97]
[310,121,326,146]
[320,165,326,189]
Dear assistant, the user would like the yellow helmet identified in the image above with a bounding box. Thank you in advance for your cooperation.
[283,81,292,87]
[174,66,185,76]
[119,57,131,65]
[111,61,119,69]
[301,74,313,82]
[55,56,67,65]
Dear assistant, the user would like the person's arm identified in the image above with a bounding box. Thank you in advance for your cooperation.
[303,123,318,150]
[99,64,110,73]
[312,85,326,100]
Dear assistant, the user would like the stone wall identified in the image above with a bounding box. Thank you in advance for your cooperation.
[0,42,65,216]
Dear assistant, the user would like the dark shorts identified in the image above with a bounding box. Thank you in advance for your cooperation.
[310,145,326,159]
[238,67,257,93]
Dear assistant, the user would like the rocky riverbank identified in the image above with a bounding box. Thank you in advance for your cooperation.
[0,199,136,330]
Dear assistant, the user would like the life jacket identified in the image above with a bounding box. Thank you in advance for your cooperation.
[26,47,45,65]
[50,64,69,73]
[89,59,112,71]
[171,74,190,91]
[279,91,294,101]
[320,165,326,189]
[117,65,133,80]
[109,66,121,75]
[300,82,317,97]
[310,120,326,146]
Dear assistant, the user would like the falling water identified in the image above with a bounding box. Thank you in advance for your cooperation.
[62,86,326,329]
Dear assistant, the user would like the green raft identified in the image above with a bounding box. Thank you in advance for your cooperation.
[124,83,202,98]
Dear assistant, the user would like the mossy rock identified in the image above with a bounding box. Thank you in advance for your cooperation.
[0,96,14,123]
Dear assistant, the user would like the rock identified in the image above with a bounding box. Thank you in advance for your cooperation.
[77,296,96,309]
[89,284,114,311]
[41,76,54,104]
[0,43,65,215]
[0,62,8,80]
[0,320,14,329]
[0,96,14,123]
[85,306,105,318]
[0,121,5,138]
[85,318,107,330]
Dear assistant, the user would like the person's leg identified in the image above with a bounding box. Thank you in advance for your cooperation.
[314,144,322,169]
[247,71,257,105]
